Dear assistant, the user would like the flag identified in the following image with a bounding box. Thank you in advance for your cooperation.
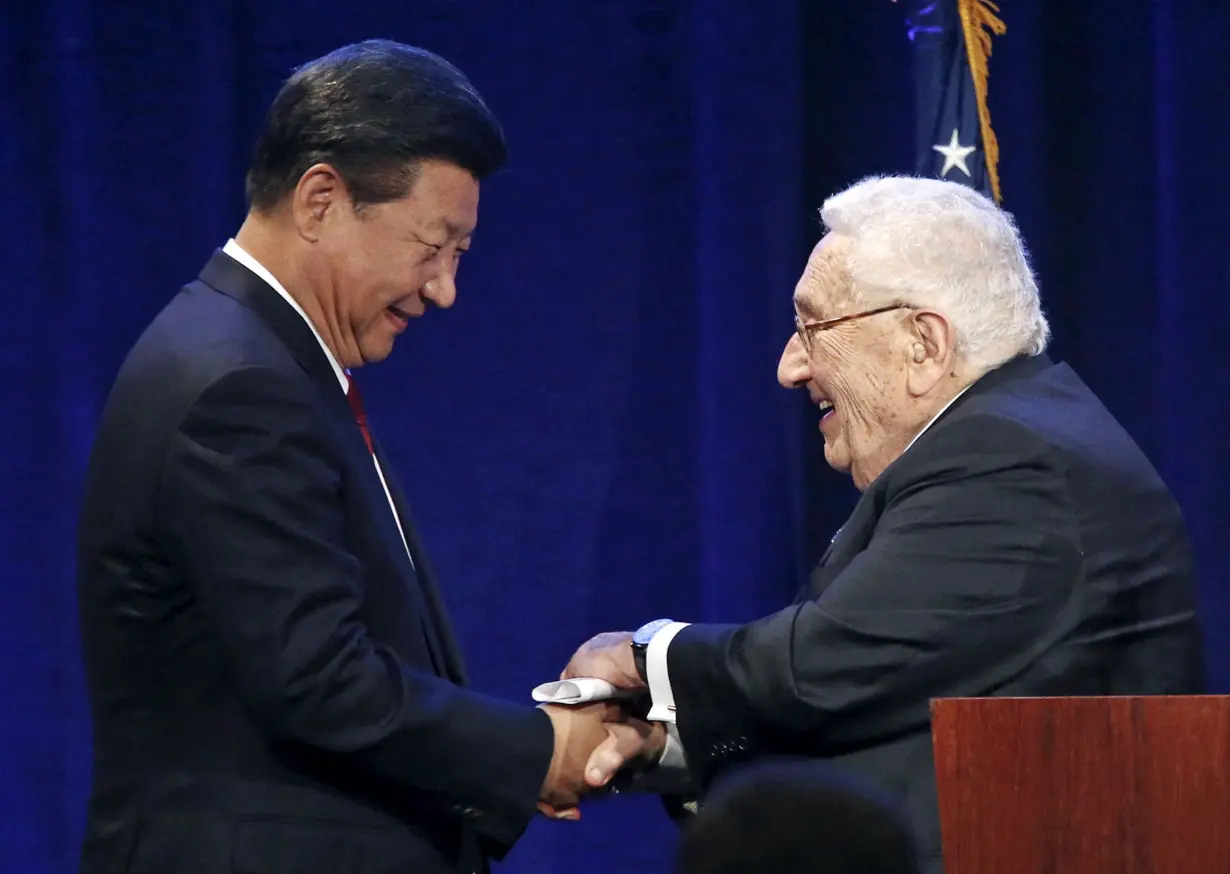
[902,0,1006,203]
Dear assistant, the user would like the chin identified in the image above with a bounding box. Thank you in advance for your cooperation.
[822,442,851,475]
[359,338,396,365]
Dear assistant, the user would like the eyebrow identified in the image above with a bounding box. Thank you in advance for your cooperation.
[426,218,474,241]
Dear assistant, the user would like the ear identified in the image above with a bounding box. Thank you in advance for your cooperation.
[291,163,349,242]
[904,309,955,398]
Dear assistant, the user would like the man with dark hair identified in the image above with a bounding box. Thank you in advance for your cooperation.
[76,40,652,874]
[243,40,508,216]
[675,762,920,874]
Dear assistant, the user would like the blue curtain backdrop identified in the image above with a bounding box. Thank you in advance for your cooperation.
[1,1,1225,872]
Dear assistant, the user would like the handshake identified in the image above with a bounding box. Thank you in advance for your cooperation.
[536,632,663,821]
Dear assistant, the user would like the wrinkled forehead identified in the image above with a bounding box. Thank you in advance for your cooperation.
[793,233,853,315]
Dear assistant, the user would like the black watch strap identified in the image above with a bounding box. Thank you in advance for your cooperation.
[632,642,649,683]
[631,619,675,685]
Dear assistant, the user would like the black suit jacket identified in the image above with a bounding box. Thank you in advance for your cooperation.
[664,353,1206,873]
[76,251,553,874]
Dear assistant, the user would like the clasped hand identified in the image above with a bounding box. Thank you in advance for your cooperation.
[537,631,658,820]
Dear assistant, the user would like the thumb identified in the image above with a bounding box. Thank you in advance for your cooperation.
[585,722,649,788]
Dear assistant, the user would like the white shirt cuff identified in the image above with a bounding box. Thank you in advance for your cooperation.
[645,621,690,724]
[658,722,689,770]
[627,719,693,793]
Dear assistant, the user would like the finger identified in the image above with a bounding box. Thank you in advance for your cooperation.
[585,722,648,787]
[560,653,606,681]
[622,714,654,737]
[560,654,586,680]
[568,699,624,724]
[562,633,634,683]
[585,734,623,787]
[600,700,627,723]
[537,801,581,821]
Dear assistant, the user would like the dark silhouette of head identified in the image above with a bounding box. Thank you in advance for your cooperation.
[675,762,921,874]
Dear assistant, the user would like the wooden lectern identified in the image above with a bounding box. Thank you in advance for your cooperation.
[931,696,1230,874]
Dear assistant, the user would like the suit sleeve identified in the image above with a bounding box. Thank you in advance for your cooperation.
[664,415,1083,785]
[158,366,553,845]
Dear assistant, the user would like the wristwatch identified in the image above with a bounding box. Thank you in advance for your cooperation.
[631,618,675,683]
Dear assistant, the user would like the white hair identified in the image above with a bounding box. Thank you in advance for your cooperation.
[819,175,1049,371]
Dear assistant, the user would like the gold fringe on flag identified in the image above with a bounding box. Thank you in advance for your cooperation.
[957,0,1007,203]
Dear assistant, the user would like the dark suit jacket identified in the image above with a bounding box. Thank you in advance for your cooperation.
[76,251,553,874]
[664,353,1206,874]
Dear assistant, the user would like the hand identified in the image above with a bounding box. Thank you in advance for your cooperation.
[536,702,662,820]
[560,631,643,690]
[584,719,668,790]
[537,701,626,812]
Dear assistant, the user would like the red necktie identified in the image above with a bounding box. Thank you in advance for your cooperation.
[345,375,375,455]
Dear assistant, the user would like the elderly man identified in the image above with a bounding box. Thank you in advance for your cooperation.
[564,176,1206,873]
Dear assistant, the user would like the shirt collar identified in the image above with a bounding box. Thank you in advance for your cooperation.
[901,383,973,455]
[222,238,348,391]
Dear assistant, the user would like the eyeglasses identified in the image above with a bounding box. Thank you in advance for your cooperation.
[794,303,916,352]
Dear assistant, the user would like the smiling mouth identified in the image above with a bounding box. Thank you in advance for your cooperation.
[387,304,412,321]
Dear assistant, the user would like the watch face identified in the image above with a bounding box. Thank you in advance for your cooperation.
[634,619,672,646]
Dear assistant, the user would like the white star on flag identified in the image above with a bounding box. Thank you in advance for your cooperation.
[932,129,976,178]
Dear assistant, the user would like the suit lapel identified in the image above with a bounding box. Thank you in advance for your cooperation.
[799,481,888,601]
[198,249,457,681]
[329,399,453,679]
[372,439,469,687]
[824,486,883,567]
[793,353,1059,604]
[199,250,338,390]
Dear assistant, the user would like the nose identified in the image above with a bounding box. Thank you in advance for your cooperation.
[777,332,810,389]
[422,260,457,310]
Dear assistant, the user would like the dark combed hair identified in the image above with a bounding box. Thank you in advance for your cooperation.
[675,762,921,874]
[244,39,506,212]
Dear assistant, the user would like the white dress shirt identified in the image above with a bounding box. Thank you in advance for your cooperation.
[647,384,973,769]
[222,239,414,569]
